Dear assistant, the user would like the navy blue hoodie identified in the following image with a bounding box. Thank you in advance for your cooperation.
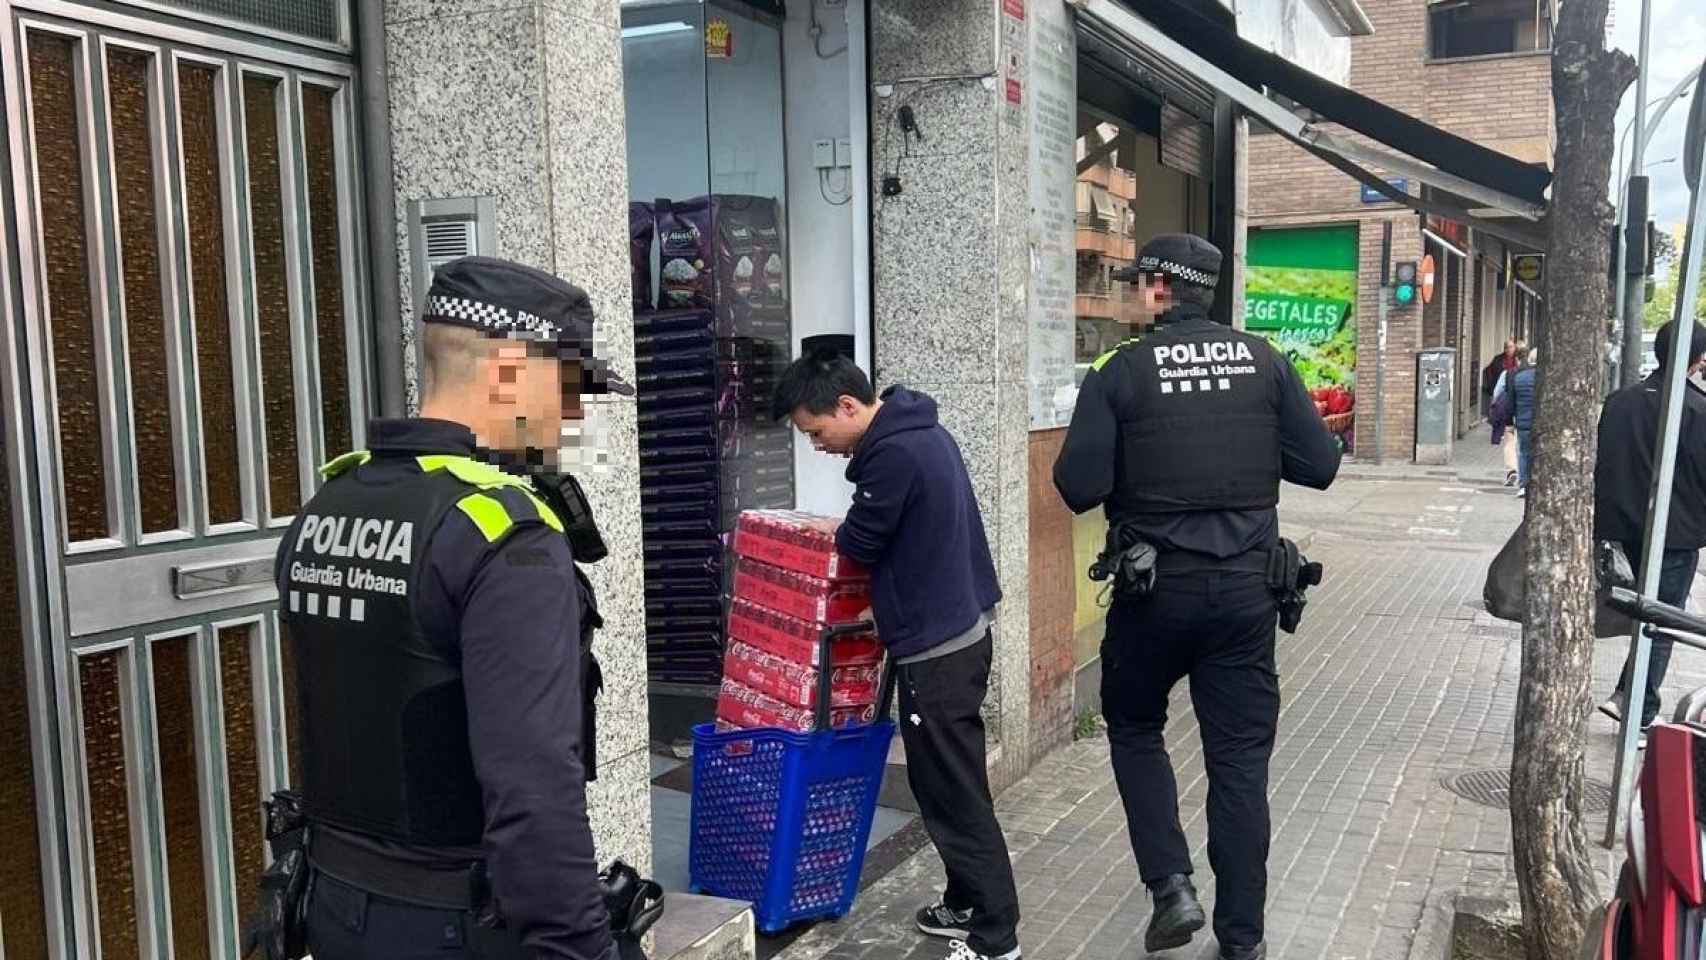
[834,386,1002,659]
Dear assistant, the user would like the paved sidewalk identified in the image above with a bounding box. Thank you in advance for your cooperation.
[1339,423,1513,488]
[774,477,1706,960]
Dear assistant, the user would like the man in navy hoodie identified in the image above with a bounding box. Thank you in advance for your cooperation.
[773,351,1018,960]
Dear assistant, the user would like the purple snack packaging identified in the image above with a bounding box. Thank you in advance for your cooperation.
[655,197,713,308]
[629,201,654,312]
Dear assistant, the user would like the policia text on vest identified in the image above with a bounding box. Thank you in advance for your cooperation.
[1052,233,1341,960]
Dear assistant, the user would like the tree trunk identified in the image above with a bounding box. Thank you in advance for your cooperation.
[1511,0,1636,956]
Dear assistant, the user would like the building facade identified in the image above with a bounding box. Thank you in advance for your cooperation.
[1247,0,1555,463]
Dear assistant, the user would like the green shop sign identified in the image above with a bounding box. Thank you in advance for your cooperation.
[1245,224,1360,451]
[1244,292,1349,344]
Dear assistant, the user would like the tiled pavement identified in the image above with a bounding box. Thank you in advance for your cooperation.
[774,475,1706,960]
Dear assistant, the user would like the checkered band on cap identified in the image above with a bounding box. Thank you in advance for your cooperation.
[1136,255,1217,287]
[425,294,557,336]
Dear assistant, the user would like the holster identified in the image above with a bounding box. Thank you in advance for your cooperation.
[601,859,666,942]
[1266,538,1324,635]
[1090,521,1159,600]
[241,791,312,960]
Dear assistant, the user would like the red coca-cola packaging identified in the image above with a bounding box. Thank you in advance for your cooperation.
[726,597,882,667]
[722,639,881,709]
[716,678,876,733]
[732,558,870,625]
[732,510,868,580]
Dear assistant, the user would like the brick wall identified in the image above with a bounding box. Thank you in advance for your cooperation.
[1027,429,1075,756]
[1356,217,1425,462]
[1425,54,1554,163]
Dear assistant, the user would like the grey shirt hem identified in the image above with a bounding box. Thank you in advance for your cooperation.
[896,608,995,666]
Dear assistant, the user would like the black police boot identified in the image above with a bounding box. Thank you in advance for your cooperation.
[1218,943,1266,960]
[1144,874,1206,952]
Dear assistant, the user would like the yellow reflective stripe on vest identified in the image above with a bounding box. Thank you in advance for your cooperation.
[417,454,529,490]
[524,491,565,533]
[1091,337,1142,372]
[319,450,372,479]
[421,454,565,534]
[456,493,515,543]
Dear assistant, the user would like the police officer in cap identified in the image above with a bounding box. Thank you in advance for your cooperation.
[272,255,635,960]
[1053,234,1340,960]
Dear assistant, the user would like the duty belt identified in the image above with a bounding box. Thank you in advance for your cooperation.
[309,827,486,911]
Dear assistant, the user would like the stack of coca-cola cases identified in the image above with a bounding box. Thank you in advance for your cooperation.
[716,510,887,734]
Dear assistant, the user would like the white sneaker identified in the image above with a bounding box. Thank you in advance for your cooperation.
[1599,694,1625,724]
[947,941,1021,960]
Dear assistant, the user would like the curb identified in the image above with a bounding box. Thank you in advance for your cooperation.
[1337,468,1511,490]
[1404,887,1458,960]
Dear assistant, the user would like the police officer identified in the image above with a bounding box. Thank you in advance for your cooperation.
[1053,235,1340,960]
[272,256,634,960]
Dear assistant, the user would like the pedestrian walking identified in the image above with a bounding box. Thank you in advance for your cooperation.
[1511,349,1538,494]
[267,256,634,960]
[1595,319,1706,732]
[1052,234,1341,960]
[1489,339,1525,486]
[771,354,1018,960]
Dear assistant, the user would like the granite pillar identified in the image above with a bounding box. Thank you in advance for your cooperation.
[871,0,1034,784]
[383,0,652,871]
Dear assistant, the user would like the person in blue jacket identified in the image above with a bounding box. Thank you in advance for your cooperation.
[1509,349,1539,494]
[772,351,1018,960]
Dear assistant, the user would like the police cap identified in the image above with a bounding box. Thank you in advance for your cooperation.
[423,256,633,395]
[1112,233,1223,289]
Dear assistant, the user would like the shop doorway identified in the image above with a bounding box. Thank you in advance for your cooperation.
[1,3,366,956]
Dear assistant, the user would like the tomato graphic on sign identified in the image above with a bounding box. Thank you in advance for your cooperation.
[1420,254,1437,305]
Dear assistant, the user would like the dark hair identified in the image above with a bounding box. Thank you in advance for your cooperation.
[1654,320,1706,371]
[1170,280,1217,311]
[770,350,876,421]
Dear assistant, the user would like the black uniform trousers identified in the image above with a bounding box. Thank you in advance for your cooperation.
[897,633,1022,955]
[306,870,530,960]
[1101,563,1280,949]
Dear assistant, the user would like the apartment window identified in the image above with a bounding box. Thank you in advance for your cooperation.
[1428,0,1553,60]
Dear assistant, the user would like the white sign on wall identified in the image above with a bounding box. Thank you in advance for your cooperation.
[1027,0,1078,429]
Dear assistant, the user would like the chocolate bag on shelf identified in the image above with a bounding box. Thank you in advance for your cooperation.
[629,201,653,311]
[654,197,713,309]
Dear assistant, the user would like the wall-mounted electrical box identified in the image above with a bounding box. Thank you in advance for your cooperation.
[406,196,498,319]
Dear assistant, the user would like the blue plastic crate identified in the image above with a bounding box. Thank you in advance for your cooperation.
[688,720,897,932]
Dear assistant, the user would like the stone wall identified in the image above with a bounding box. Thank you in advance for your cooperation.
[383,0,653,870]
[870,0,1035,782]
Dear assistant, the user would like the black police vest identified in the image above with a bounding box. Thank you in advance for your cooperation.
[1109,322,1283,515]
[278,452,562,847]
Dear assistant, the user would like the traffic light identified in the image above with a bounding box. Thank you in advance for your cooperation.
[1393,261,1418,305]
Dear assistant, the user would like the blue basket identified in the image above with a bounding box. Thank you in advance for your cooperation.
[688,719,897,932]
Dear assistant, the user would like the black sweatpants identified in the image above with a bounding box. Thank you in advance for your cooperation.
[897,633,1021,955]
[1100,564,1280,949]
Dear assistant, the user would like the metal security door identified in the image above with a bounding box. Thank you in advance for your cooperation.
[0,3,367,957]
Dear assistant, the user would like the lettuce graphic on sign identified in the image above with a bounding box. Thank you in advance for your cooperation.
[1245,226,1359,452]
